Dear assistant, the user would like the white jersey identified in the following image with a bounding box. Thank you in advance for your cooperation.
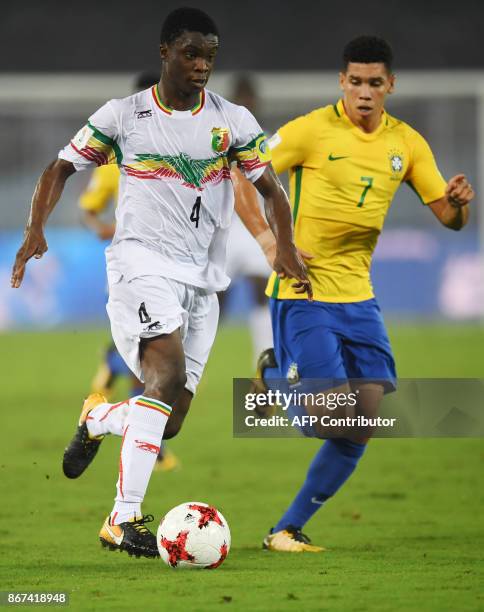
[59,86,270,292]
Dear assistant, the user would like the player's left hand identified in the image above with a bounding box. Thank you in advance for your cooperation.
[11,226,48,288]
[273,244,313,300]
[446,174,474,207]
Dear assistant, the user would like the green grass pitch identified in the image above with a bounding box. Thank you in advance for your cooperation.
[1,323,483,611]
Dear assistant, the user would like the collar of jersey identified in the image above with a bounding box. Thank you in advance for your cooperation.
[152,85,205,117]
[335,99,388,140]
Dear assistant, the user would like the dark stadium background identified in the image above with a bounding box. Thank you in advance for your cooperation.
[1,0,483,72]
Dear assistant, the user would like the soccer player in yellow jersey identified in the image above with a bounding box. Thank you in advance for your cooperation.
[249,36,474,552]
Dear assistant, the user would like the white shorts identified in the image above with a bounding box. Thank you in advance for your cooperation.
[106,273,219,395]
[226,216,272,279]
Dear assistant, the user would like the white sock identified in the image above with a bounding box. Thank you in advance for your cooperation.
[110,396,172,525]
[86,399,133,437]
[249,305,273,366]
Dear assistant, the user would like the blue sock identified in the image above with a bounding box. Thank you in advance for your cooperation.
[273,438,367,531]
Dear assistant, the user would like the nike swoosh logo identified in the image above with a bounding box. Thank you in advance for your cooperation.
[311,497,325,505]
[328,154,348,161]
[105,523,124,545]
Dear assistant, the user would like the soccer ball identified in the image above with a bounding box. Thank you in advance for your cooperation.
[157,502,231,569]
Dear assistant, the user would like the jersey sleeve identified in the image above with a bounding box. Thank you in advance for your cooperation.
[267,114,311,174]
[405,130,447,205]
[58,100,123,171]
[79,165,119,212]
[230,107,271,183]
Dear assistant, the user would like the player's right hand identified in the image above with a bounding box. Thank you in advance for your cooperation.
[445,174,474,207]
[273,244,313,300]
[11,227,48,288]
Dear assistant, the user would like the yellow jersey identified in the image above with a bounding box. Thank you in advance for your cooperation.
[266,99,447,302]
[79,164,120,213]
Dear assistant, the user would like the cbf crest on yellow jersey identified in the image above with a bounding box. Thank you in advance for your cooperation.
[266,98,447,302]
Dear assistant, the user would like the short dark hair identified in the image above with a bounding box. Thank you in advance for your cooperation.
[160,7,219,45]
[343,36,393,72]
[134,71,159,91]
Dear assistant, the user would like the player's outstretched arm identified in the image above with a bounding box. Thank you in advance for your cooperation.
[254,165,312,299]
[11,158,76,288]
[429,174,474,231]
[232,168,315,270]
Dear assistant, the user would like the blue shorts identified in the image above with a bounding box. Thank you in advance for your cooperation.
[269,298,396,393]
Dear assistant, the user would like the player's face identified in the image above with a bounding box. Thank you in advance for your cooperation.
[160,31,219,95]
[339,63,395,123]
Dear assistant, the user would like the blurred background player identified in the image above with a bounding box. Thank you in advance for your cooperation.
[222,74,275,364]
[240,36,474,552]
[79,70,180,473]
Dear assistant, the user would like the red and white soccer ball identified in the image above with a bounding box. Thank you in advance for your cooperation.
[157,502,231,569]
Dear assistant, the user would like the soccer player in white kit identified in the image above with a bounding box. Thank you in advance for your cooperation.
[11,7,311,558]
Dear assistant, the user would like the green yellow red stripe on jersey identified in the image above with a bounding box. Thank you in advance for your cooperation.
[135,396,172,418]
[124,152,230,188]
[152,85,205,116]
[70,122,122,166]
[232,133,271,173]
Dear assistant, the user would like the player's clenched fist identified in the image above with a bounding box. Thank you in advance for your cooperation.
[446,174,474,207]
[11,227,48,288]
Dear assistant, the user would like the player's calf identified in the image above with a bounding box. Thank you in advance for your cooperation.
[163,388,192,439]
[108,333,185,525]
[346,382,384,443]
